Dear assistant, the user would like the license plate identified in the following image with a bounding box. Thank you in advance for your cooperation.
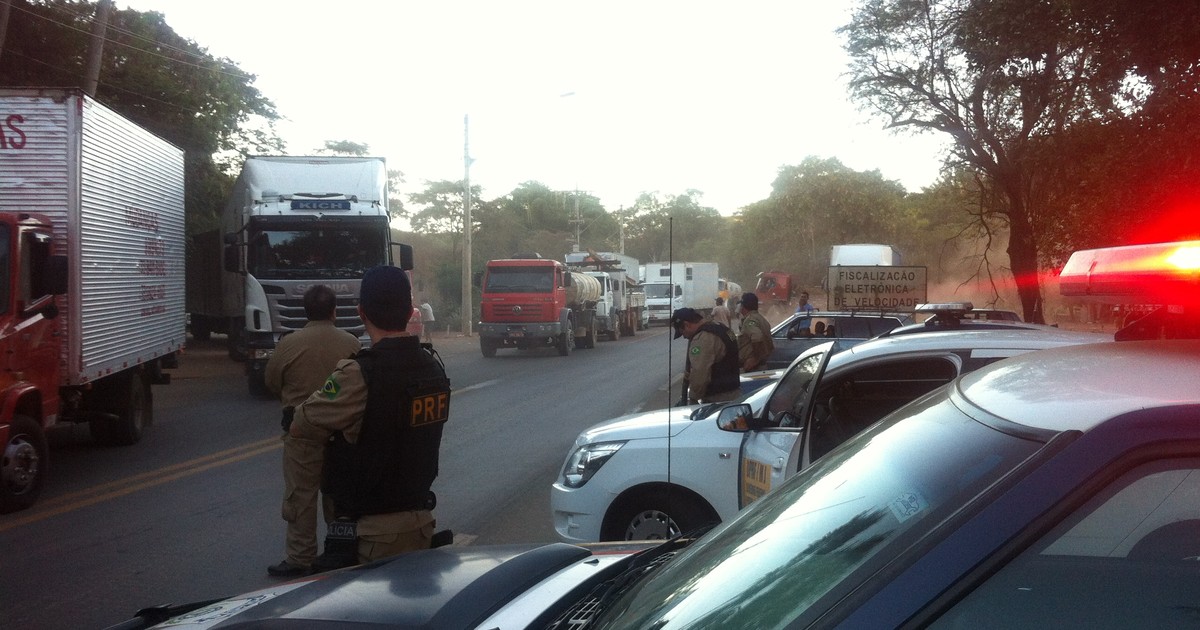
[509,331,524,338]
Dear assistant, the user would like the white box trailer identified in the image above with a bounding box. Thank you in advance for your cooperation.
[642,261,720,324]
[0,87,185,443]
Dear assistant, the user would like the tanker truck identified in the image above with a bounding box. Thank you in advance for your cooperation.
[478,255,601,357]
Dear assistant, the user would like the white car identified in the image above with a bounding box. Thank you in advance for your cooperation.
[552,326,1111,542]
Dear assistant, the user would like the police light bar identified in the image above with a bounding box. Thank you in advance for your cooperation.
[1059,241,1200,304]
[915,302,974,314]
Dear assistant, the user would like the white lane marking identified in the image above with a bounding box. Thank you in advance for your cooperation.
[454,379,500,395]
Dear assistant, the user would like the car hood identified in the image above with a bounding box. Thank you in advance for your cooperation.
[576,405,703,443]
[141,542,652,629]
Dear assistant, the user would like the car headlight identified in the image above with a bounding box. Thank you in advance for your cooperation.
[561,441,625,488]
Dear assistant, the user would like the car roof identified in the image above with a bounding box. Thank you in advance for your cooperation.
[878,318,1046,337]
[957,340,1200,433]
[825,327,1112,370]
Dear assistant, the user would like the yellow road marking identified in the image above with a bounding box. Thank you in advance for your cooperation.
[0,437,282,533]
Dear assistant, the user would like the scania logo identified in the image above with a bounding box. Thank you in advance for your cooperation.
[296,283,351,295]
[512,305,522,314]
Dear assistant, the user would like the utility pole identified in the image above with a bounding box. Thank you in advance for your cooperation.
[0,0,13,65]
[83,0,113,96]
[462,114,473,337]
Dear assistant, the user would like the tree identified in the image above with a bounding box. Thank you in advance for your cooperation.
[843,0,1200,322]
[0,0,283,234]
[728,157,908,287]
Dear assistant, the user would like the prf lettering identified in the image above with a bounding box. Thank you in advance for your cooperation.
[411,392,450,426]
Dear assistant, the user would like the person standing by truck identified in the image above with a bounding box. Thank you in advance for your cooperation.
[290,266,451,566]
[737,292,775,372]
[264,285,362,578]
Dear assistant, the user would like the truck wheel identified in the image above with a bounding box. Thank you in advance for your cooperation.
[601,489,717,542]
[480,338,497,358]
[557,331,572,356]
[1,414,47,514]
[103,370,152,446]
[607,326,619,342]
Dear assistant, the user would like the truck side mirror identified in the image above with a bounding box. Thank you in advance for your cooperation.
[391,242,414,271]
[223,244,240,274]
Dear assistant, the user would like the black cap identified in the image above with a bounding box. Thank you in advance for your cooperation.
[741,292,759,310]
[360,265,413,311]
[671,307,702,339]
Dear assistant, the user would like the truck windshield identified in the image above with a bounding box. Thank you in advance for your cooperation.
[247,225,386,279]
[484,267,554,293]
[644,283,673,299]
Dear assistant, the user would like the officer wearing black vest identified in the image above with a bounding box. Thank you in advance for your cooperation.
[672,307,741,405]
[289,265,451,568]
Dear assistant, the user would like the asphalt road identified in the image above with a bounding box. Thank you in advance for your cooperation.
[0,326,684,629]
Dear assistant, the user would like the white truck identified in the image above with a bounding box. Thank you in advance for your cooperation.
[829,243,902,266]
[565,251,646,339]
[0,88,185,510]
[218,156,412,395]
[642,261,720,325]
[826,243,927,311]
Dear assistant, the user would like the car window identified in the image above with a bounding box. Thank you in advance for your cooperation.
[809,358,958,460]
[868,317,904,336]
[933,458,1200,628]
[765,351,825,425]
[833,317,872,338]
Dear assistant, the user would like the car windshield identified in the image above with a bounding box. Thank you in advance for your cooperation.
[591,391,1044,629]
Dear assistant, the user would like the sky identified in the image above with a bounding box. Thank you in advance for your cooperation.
[119,1,948,215]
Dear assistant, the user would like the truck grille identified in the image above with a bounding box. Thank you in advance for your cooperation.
[274,297,366,337]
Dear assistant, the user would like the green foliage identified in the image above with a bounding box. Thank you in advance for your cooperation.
[320,140,370,156]
[0,0,283,237]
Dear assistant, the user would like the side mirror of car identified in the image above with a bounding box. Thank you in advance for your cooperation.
[716,404,754,432]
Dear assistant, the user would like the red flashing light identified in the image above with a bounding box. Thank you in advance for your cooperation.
[1059,240,1200,304]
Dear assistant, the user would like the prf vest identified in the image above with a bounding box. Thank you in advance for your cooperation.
[324,336,451,518]
[699,322,741,394]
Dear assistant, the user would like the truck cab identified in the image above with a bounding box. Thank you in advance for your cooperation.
[0,213,67,512]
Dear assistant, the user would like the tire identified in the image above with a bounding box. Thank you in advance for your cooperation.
[557,330,572,356]
[585,324,598,349]
[480,338,497,358]
[607,326,619,342]
[98,371,152,446]
[1,414,48,514]
[189,315,212,342]
[601,489,717,541]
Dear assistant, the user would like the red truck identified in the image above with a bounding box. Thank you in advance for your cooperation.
[0,89,185,513]
[477,256,602,357]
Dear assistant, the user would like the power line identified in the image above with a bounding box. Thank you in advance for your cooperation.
[8,1,254,81]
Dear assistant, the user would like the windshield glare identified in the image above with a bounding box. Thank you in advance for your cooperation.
[484,267,555,292]
[643,283,673,299]
[765,349,825,424]
[593,392,1042,629]
[248,225,385,279]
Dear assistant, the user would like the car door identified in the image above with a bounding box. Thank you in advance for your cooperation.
[740,352,963,510]
[738,344,834,508]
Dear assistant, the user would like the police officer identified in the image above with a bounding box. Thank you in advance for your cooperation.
[672,307,741,404]
[264,284,361,578]
[737,292,775,372]
[290,266,451,566]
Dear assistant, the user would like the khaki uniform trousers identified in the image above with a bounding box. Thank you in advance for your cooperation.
[282,434,335,567]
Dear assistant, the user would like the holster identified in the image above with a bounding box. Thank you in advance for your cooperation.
[281,406,295,432]
[310,517,358,574]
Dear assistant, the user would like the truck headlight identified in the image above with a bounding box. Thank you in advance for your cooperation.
[561,441,625,488]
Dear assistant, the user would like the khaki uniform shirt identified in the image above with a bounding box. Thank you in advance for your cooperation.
[737,310,775,371]
[290,334,428,537]
[687,328,740,403]
[265,320,362,408]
